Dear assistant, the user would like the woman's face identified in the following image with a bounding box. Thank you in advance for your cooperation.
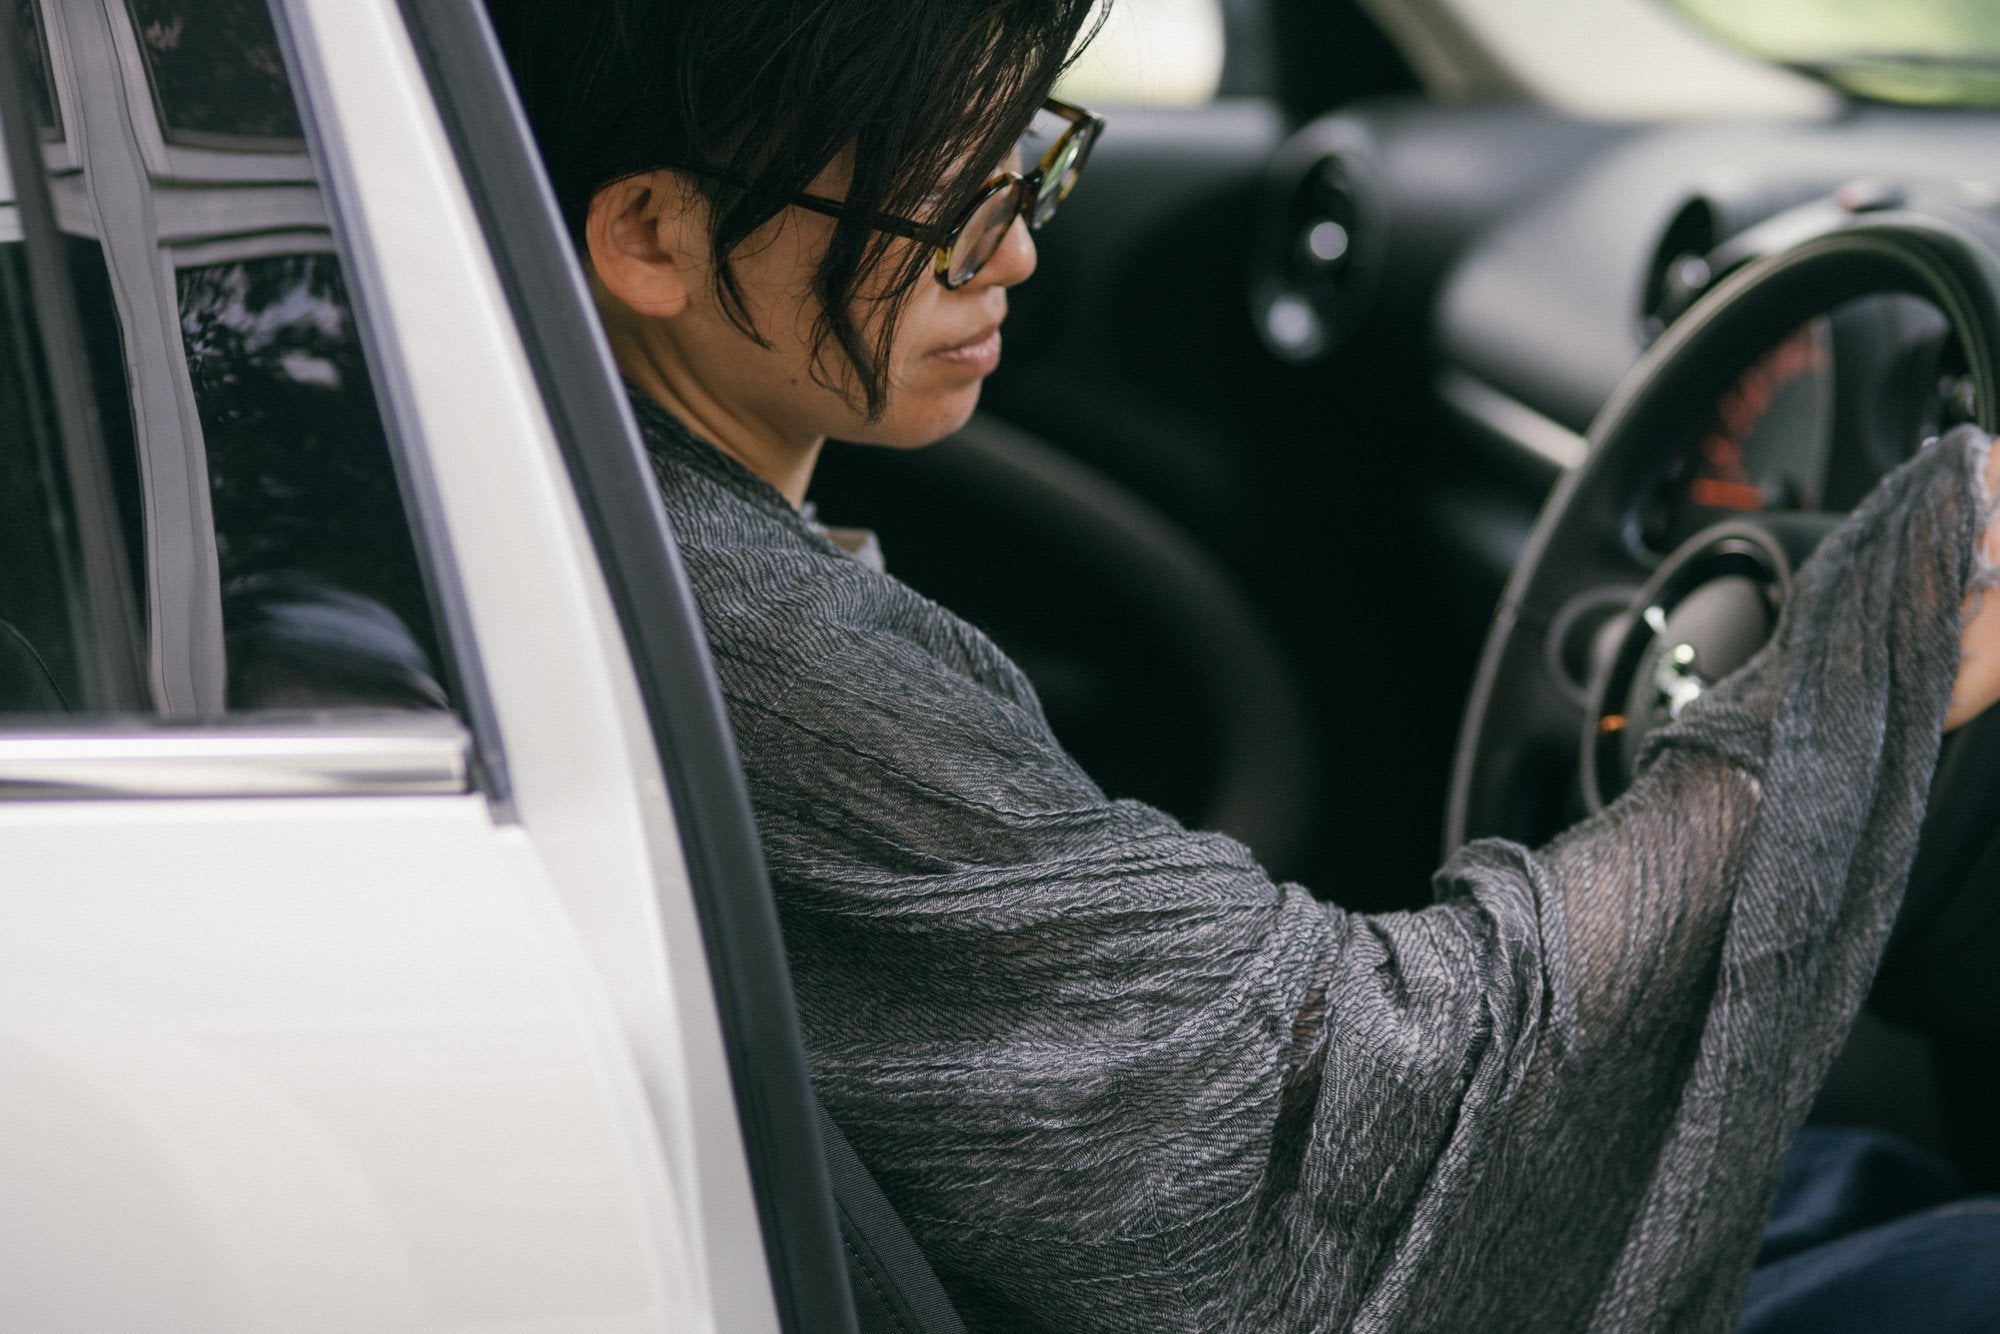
[744,165,1039,448]
[592,154,1038,491]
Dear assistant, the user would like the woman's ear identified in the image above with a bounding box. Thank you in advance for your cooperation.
[585,172,698,319]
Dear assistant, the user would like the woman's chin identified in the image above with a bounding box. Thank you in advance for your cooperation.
[858,383,984,450]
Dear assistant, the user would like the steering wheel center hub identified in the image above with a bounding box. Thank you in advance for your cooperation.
[1583,526,1788,810]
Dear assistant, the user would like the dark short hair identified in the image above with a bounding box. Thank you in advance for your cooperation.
[485,0,1100,419]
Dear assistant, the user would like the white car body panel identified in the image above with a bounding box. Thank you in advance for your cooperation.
[0,0,783,1328]
[0,797,689,1331]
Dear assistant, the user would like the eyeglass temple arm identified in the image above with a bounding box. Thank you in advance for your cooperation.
[787,192,943,245]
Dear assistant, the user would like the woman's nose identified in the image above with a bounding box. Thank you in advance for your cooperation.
[977,214,1038,288]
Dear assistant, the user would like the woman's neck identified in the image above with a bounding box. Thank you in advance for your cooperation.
[594,284,824,507]
[617,356,824,507]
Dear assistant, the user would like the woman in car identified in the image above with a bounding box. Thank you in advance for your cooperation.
[488,1,2000,1328]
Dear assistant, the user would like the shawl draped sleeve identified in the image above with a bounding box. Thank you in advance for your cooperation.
[640,394,1992,1332]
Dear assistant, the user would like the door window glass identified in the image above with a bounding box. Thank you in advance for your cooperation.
[178,254,447,710]
[1,0,452,720]
[0,243,95,711]
[123,0,305,149]
[67,234,147,627]
[15,0,59,137]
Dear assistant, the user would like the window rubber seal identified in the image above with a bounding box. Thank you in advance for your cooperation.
[380,4,856,1332]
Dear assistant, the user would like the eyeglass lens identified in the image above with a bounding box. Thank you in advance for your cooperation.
[1032,130,1087,225]
[946,112,1092,285]
[947,181,1028,285]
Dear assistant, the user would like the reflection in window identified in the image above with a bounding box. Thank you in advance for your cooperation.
[125,0,304,150]
[177,255,449,711]
[16,0,62,138]
[63,235,147,632]
[0,243,84,710]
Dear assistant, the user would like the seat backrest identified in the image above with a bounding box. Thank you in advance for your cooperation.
[812,413,1321,877]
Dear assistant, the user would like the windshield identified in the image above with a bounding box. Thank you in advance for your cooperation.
[1668,0,2000,106]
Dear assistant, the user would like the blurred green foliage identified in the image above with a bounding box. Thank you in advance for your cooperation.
[1668,0,2000,105]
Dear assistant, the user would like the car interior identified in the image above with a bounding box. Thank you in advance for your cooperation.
[7,0,2000,1328]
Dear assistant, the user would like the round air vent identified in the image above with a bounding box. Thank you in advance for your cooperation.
[1250,119,1378,364]
[1639,196,1720,343]
[1639,182,1849,343]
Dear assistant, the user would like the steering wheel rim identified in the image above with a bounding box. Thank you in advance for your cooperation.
[1446,196,2000,855]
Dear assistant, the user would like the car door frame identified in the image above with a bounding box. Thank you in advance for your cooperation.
[333,1,859,1329]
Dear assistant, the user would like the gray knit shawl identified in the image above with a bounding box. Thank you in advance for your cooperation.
[637,395,1992,1333]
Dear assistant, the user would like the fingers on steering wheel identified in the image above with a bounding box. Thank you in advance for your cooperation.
[1946,437,2000,732]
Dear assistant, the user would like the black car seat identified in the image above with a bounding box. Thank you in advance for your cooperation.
[812,411,1321,878]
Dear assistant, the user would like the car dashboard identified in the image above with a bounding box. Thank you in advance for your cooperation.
[966,91,2000,903]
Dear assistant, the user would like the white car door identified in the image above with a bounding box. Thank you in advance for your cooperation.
[0,2,818,1329]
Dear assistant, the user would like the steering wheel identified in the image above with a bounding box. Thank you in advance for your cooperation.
[1444,191,2000,1067]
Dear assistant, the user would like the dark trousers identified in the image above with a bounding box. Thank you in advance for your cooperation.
[1740,1126,2000,1331]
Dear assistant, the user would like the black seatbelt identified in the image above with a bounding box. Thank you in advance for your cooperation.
[814,1098,969,1334]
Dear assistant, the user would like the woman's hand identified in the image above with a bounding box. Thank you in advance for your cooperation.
[1945,441,2000,732]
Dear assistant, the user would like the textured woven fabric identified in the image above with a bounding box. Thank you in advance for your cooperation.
[635,393,1992,1333]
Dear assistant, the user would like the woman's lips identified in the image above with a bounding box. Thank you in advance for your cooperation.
[931,326,1002,375]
